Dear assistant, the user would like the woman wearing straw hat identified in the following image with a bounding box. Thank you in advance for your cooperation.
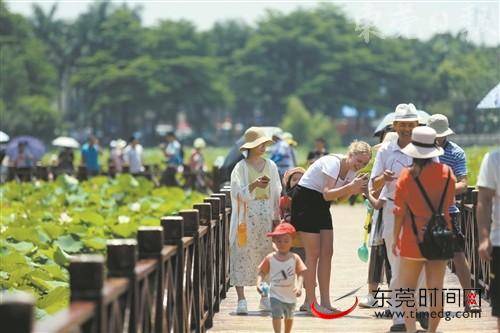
[229,127,282,315]
[392,126,456,333]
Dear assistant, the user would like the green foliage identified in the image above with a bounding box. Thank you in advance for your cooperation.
[0,95,61,139]
[281,96,341,147]
[0,175,205,318]
[1,1,498,141]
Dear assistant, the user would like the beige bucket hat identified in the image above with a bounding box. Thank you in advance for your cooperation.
[427,114,454,137]
[239,127,274,152]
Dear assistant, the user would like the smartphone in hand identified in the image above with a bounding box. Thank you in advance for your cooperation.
[260,175,270,183]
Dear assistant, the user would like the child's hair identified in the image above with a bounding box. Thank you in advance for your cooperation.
[348,140,371,156]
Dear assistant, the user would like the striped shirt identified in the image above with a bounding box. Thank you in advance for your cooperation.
[438,140,467,213]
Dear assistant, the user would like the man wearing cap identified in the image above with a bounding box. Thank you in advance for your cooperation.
[427,114,479,312]
[370,103,426,332]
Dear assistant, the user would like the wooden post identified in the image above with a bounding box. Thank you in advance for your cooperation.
[69,254,105,332]
[107,239,137,277]
[194,202,213,328]
[138,226,164,259]
[194,203,212,226]
[211,194,228,299]
[0,291,35,333]
[179,209,202,332]
[138,226,164,333]
[107,239,138,333]
[203,198,220,220]
[219,189,232,293]
[179,209,200,237]
[161,216,184,333]
[219,189,232,208]
[204,197,222,321]
[210,194,226,212]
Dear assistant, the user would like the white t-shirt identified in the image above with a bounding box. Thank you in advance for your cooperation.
[124,144,144,174]
[476,150,500,246]
[299,154,356,193]
[369,141,413,200]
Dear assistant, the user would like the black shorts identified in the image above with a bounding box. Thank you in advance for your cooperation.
[291,185,332,233]
[492,247,500,317]
[451,212,465,253]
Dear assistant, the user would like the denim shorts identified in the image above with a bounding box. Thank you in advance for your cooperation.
[270,297,295,319]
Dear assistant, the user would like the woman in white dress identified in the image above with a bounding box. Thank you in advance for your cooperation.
[229,127,282,314]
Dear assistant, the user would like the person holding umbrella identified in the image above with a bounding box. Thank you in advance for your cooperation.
[57,148,74,175]
[11,141,34,168]
[52,136,80,176]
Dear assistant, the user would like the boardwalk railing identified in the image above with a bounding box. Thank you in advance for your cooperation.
[1,185,493,332]
[0,187,232,333]
[456,186,491,299]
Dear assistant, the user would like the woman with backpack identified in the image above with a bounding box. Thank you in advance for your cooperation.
[392,126,456,333]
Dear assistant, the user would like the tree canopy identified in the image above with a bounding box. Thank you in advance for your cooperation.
[1,1,498,142]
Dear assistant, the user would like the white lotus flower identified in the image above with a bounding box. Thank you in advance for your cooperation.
[130,202,141,212]
[118,215,130,224]
[59,212,73,224]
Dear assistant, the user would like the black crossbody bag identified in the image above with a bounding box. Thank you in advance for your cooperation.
[408,168,454,260]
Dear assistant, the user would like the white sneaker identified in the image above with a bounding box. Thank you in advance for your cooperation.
[236,299,248,315]
[359,294,378,308]
[259,297,271,312]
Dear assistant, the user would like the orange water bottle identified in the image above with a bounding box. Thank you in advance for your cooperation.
[238,223,247,247]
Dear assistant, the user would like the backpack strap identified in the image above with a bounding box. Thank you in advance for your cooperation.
[408,207,420,240]
[411,166,452,238]
[437,168,452,213]
[413,166,451,215]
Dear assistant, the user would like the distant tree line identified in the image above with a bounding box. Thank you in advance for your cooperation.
[1,0,498,142]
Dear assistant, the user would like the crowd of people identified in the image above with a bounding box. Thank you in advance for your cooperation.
[228,105,499,333]
[2,131,211,190]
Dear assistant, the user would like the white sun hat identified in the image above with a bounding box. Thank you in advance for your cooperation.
[393,103,419,122]
[402,126,444,159]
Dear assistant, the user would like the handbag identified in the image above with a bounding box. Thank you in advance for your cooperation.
[408,168,454,260]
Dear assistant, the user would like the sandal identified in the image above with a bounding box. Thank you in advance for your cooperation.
[320,305,342,314]
[299,303,312,313]
[464,303,481,313]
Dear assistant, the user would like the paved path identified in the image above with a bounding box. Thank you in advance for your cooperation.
[211,204,497,332]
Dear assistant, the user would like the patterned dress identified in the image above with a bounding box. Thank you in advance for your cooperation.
[230,162,275,286]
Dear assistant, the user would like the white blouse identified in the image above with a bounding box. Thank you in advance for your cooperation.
[299,154,356,193]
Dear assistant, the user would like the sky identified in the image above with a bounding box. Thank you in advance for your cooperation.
[6,1,500,46]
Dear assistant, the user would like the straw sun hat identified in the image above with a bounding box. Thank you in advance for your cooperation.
[402,126,444,159]
[239,127,274,152]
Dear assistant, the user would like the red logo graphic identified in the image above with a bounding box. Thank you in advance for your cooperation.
[467,292,478,306]
[310,297,359,319]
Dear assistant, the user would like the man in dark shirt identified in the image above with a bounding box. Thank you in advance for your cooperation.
[307,138,328,166]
